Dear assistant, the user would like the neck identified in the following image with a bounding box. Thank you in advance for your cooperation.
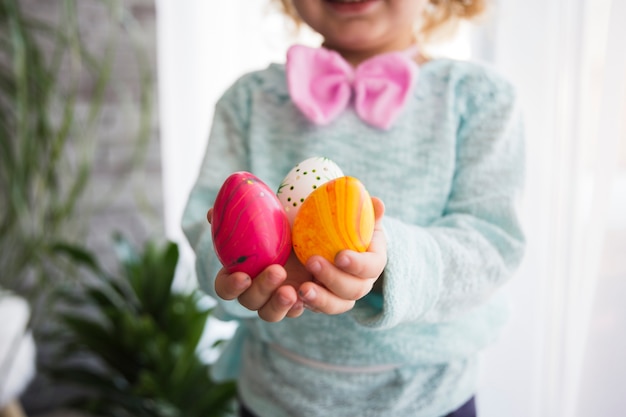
[322,36,417,67]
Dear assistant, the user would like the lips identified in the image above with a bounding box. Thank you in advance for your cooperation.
[325,0,376,3]
[324,0,379,13]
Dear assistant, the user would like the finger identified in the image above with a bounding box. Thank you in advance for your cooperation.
[258,285,299,322]
[306,256,375,302]
[207,208,214,224]
[333,228,387,280]
[371,196,385,222]
[369,196,386,256]
[286,299,305,318]
[214,268,251,300]
[298,281,356,315]
[333,196,387,279]
[237,264,287,311]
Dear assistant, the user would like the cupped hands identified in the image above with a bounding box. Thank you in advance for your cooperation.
[209,197,387,322]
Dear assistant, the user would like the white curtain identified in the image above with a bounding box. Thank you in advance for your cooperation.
[477,0,626,416]
[155,1,626,415]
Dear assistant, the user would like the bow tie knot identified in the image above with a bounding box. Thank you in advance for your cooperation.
[286,45,419,130]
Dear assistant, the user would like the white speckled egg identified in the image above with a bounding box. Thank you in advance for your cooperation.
[277,157,344,225]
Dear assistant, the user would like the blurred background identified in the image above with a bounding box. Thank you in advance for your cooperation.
[1,1,624,417]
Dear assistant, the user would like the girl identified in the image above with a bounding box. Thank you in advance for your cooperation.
[182,0,525,416]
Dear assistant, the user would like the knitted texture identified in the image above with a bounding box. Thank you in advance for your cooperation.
[182,58,525,417]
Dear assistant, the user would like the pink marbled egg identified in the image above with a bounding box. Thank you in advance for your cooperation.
[211,172,291,278]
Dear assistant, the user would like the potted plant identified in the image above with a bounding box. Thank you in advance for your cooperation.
[46,235,237,417]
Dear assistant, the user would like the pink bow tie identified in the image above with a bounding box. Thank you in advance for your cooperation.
[286,44,419,130]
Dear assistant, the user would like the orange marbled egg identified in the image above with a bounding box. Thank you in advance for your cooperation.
[292,176,375,265]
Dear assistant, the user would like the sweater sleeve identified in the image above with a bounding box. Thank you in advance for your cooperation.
[181,76,258,321]
[354,71,525,329]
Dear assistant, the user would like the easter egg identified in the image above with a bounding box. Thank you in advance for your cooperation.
[292,176,375,265]
[211,172,291,278]
[277,157,344,225]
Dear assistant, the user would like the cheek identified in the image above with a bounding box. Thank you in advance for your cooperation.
[391,0,429,24]
[291,0,321,26]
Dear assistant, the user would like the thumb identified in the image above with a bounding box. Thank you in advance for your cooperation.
[371,197,385,223]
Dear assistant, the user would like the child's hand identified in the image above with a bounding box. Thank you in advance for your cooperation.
[297,197,387,315]
[209,196,386,321]
[208,207,311,322]
[213,253,312,322]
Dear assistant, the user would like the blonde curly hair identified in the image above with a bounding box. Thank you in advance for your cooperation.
[272,0,487,44]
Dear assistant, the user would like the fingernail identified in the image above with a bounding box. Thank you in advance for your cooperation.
[268,270,283,285]
[278,293,292,306]
[299,287,316,302]
[335,255,350,269]
[308,260,321,274]
[235,275,251,290]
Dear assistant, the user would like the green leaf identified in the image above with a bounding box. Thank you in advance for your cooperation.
[49,241,102,273]
[50,236,237,416]
[59,313,140,378]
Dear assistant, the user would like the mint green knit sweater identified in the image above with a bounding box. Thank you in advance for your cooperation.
[182,57,525,417]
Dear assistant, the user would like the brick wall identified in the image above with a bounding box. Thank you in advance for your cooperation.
[84,0,163,264]
[87,0,163,264]
[25,0,163,265]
